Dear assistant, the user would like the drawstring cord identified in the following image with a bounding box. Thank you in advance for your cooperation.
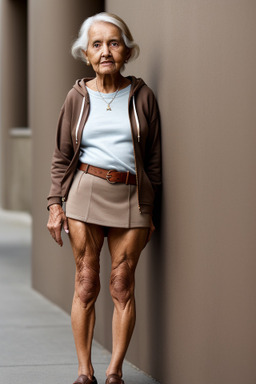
[75,97,85,144]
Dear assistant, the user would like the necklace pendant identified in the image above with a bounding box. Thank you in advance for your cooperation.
[106,104,112,111]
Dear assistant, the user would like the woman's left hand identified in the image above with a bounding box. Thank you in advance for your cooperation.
[47,204,69,247]
[147,218,155,243]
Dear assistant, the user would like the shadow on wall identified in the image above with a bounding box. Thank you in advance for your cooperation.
[148,184,167,377]
[147,56,167,377]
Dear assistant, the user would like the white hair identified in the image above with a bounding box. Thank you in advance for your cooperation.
[71,12,140,63]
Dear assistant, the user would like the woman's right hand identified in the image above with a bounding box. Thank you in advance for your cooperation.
[47,204,69,247]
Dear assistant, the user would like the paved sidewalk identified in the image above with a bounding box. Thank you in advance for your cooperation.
[0,210,158,384]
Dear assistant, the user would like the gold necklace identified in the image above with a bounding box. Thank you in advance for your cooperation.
[95,79,120,111]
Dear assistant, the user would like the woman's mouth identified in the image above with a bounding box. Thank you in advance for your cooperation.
[100,61,114,65]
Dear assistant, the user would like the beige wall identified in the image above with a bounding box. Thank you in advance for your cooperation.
[30,1,256,383]
[104,1,256,382]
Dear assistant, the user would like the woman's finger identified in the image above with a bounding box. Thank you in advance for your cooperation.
[147,219,155,243]
[63,217,69,234]
[54,224,63,246]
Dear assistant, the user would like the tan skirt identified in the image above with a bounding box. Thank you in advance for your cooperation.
[65,170,151,228]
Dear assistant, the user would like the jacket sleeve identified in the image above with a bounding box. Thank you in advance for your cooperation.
[47,95,74,209]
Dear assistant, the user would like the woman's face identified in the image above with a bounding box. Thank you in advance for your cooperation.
[84,22,130,76]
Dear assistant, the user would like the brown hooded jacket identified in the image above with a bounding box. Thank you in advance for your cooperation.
[47,76,161,216]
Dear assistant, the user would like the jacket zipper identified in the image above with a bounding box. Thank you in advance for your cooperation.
[130,95,141,213]
[132,96,140,142]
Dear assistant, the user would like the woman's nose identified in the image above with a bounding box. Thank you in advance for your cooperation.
[102,43,111,57]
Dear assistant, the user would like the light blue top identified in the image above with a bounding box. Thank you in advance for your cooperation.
[79,85,136,174]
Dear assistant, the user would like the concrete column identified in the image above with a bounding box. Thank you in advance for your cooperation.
[0,0,28,209]
[29,0,104,309]
[0,0,3,208]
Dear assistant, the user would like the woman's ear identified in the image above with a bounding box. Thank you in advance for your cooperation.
[82,49,90,66]
[125,48,132,63]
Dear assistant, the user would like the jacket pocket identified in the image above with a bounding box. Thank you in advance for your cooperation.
[140,170,155,205]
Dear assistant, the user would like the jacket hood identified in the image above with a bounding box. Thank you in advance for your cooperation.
[73,76,146,99]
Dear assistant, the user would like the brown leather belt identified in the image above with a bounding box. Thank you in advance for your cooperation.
[79,163,137,185]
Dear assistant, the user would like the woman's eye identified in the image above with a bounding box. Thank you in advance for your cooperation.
[111,42,119,47]
[93,43,100,48]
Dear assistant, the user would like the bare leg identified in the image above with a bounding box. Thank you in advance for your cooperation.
[69,219,104,379]
[106,227,149,379]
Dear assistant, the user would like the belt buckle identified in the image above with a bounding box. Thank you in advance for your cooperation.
[106,169,116,184]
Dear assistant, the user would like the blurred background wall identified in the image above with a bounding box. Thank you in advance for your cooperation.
[1,1,256,383]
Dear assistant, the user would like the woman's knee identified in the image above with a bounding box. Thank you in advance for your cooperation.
[109,260,135,308]
[75,266,100,308]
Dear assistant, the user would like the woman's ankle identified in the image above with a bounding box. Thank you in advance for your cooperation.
[106,365,122,378]
[78,363,94,378]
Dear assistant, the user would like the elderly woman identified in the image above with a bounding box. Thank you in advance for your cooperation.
[47,12,161,384]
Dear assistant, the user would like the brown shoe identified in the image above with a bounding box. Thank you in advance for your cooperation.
[73,375,97,384]
[105,374,124,384]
